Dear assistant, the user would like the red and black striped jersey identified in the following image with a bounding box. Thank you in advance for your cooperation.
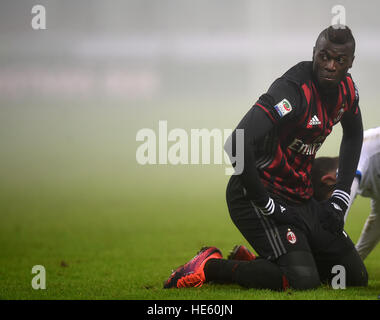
[253,61,360,204]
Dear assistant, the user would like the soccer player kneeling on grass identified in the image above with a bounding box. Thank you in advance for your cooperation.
[164,25,368,291]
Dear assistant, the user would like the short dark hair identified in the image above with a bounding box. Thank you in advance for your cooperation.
[316,25,356,54]
[312,156,339,201]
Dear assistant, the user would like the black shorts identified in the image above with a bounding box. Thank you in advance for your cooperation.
[226,175,355,264]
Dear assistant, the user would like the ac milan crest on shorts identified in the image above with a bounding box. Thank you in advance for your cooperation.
[286,229,297,244]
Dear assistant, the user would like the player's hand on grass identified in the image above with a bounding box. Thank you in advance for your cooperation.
[257,197,305,230]
[320,190,350,234]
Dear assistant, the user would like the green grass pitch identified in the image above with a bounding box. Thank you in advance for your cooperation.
[0,99,379,300]
[0,169,379,300]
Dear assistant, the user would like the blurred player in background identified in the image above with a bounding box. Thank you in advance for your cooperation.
[312,127,380,261]
[164,25,368,291]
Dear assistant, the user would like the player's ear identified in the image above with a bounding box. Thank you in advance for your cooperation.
[321,173,336,185]
[349,55,355,68]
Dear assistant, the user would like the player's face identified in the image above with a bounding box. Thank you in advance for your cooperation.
[320,169,338,200]
[312,36,354,91]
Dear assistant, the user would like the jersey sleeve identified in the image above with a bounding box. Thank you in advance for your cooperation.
[336,106,363,194]
[356,155,368,181]
[254,77,303,124]
[345,74,360,115]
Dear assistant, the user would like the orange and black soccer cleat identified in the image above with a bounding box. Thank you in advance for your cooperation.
[163,247,223,288]
[227,245,256,261]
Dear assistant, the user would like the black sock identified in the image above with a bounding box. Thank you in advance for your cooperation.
[204,258,285,291]
[204,259,246,283]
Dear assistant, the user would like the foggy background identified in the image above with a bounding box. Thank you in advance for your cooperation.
[1,0,379,214]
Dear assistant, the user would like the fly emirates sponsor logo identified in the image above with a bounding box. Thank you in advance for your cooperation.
[288,137,324,155]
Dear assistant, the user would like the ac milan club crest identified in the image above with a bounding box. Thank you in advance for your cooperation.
[286,230,297,244]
